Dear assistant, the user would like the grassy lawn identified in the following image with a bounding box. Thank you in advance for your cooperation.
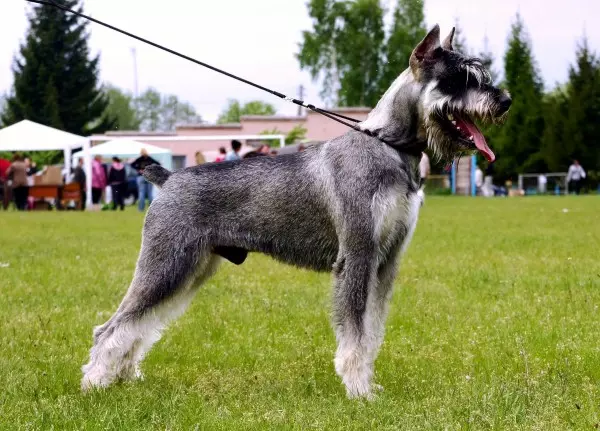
[1,196,599,430]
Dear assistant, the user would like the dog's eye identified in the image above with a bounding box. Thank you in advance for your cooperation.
[437,71,468,94]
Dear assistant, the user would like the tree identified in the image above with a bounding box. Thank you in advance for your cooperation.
[0,95,6,126]
[135,88,202,131]
[493,14,546,179]
[478,34,499,85]
[217,99,276,124]
[105,84,141,130]
[1,0,116,141]
[297,0,386,107]
[540,86,570,172]
[560,38,600,170]
[260,124,308,147]
[379,0,427,96]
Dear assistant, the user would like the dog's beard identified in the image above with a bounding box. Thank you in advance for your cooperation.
[424,120,470,163]
[423,90,506,163]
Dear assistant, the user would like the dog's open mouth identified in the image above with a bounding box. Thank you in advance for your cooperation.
[442,113,495,162]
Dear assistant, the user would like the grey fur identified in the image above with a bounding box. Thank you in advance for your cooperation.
[81,24,511,399]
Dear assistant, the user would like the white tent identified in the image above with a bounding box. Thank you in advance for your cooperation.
[0,119,92,206]
[0,119,87,157]
[72,139,173,170]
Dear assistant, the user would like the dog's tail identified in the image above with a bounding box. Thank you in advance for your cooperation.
[143,165,171,187]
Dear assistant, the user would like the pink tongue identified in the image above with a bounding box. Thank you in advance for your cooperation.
[458,118,495,162]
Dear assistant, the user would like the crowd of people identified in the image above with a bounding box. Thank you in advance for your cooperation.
[81,148,162,212]
[0,139,303,212]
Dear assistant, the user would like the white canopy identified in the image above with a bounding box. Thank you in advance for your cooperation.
[0,119,86,152]
[72,139,173,170]
[0,119,93,208]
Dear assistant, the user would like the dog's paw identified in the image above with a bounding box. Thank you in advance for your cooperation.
[346,388,376,401]
[344,378,377,401]
[81,375,111,392]
[81,364,115,392]
[373,383,384,392]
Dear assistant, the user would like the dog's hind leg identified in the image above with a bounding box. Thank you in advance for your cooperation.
[81,223,220,391]
[332,240,379,400]
[124,253,222,382]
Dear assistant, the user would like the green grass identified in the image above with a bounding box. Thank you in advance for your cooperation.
[1,196,599,430]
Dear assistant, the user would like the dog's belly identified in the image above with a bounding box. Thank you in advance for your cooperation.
[263,238,339,272]
[213,206,340,272]
[247,224,339,272]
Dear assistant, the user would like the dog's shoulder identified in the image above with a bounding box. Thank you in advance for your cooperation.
[321,131,421,197]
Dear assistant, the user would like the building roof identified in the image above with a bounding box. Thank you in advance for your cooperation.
[325,107,371,113]
[240,115,306,121]
[176,123,242,130]
[104,130,176,136]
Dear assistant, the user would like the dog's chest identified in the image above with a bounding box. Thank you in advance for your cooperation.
[374,190,421,252]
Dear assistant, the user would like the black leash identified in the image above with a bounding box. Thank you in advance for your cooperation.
[26,0,364,130]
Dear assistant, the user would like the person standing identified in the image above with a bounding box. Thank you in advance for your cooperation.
[73,158,87,210]
[225,140,242,161]
[482,161,495,197]
[108,157,127,211]
[419,152,430,187]
[131,148,160,212]
[567,159,586,195]
[6,153,29,211]
[195,151,206,165]
[215,147,227,162]
[475,164,484,195]
[91,155,107,209]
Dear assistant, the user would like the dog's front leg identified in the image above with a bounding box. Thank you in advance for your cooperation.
[332,244,379,400]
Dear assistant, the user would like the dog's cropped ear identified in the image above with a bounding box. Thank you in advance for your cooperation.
[442,27,455,51]
[410,24,441,72]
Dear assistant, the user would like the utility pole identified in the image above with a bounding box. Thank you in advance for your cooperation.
[131,47,139,98]
[297,84,305,116]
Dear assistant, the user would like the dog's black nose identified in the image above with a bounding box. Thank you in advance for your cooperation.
[498,93,512,114]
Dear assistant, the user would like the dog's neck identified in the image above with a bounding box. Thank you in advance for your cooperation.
[359,70,427,157]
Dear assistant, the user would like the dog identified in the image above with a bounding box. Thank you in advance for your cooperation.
[81,25,510,399]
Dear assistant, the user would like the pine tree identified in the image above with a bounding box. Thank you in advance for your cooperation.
[541,85,570,172]
[478,35,499,85]
[561,38,600,170]
[2,1,115,138]
[379,0,426,95]
[494,14,545,179]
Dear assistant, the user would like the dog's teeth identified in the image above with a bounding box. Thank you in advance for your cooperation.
[469,136,474,141]
[451,120,456,125]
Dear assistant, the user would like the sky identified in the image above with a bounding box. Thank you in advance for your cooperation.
[0,0,598,123]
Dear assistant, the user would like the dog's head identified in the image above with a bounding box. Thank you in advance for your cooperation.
[410,25,511,162]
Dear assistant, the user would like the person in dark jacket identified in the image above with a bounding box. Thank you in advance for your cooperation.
[73,158,87,210]
[6,153,29,211]
[108,157,127,211]
[131,148,160,212]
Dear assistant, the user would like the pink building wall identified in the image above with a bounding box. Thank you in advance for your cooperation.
[97,107,371,167]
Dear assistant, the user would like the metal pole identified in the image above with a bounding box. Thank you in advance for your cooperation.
[471,155,476,196]
[451,161,456,195]
[297,85,304,116]
[131,47,139,98]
